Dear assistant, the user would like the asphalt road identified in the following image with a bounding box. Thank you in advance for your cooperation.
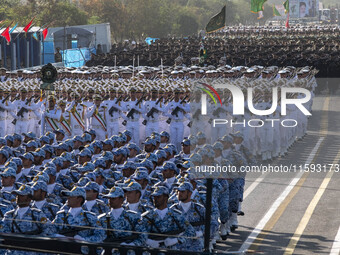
[216,93,340,255]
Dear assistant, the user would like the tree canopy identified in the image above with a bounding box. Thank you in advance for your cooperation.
[0,0,335,40]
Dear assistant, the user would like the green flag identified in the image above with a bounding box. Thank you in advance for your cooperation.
[283,0,289,14]
[206,6,226,33]
[251,0,267,13]
[273,5,281,16]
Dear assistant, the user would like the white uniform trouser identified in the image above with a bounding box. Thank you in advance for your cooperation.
[15,120,29,134]
[90,125,106,141]
[71,126,84,137]
[30,118,41,137]
[139,118,145,145]
[0,120,6,137]
[145,121,159,138]
[170,120,184,152]
[107,119,120,137]
[127,120,140,146]
[159,118,169,133]
[6,118,15,135]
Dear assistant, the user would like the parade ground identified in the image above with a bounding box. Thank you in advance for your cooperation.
[220,91,340,254]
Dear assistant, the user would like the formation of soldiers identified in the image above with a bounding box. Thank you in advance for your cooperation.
[0,63,317,254]
[88,25,339,79]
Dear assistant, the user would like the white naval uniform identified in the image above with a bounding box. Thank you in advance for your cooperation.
[0,98,13,137]
[86,104,107,141]
[29,99,44,137]
[164,100,190,151]
[13,99,38,135]
[122,99,145,146]
[158,98,169,133]
[41,107,62,134]
[102,98,124,137]
[6,96,18,135]
[65,102,87,137]
[59,110,72,139]
[83,100,94,131]
[142,100,165,138]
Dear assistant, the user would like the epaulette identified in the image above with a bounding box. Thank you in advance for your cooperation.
[141,210,151,217]
[193,202,205,210]
[5,209,15,215]
[30,207,42,213]
[96,199,107,206]
[125,209,138,215]
[56,209,67,215]
[49,203,60,209]
[170,207,182,215]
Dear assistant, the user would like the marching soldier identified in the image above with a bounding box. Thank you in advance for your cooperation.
[142,88,165,137]
[170,182,205,252]
[123,180,153,214]
[42,96,62,135]
[141,186,196,250]
[98,186,146,246]
[86,94,107,140]
[83,181,110,215]
[12,89,38,134]
[31,181,60,221]
[65,93,87,137]
[6,88,18,134]
[164,89,190,151]
[0,68,7,82]
[103,88,124,137]
[57,100,72,138]
[0,89,12,137]
[122,88,145,145]
[52,186,105,242]
[0,185,54,236]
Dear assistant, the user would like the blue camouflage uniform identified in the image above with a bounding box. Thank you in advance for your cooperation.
[0,185,55,241]
[98,187,146,246]
[52,187,105,242]
[82,182,110,215]
[170,182,204,252]
[31,181,60,221]
[122,180,153,214]
[141,186,196,250]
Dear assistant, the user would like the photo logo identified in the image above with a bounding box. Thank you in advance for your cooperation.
[200,84,312,116]
[195,82,313,129]
[198,82,223,106]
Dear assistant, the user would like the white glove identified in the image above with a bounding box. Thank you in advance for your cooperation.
[121,242,135,246]
[54,234,66,238]
[74,235,86,241]
[164,237,178,247]
[195,230,203,237]
[146,238,160,248]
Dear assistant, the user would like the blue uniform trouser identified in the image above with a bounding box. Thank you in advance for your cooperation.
[229,179,240,215]
[218,180,230,223]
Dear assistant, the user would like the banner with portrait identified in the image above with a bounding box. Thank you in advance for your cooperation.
[289,0,319,18]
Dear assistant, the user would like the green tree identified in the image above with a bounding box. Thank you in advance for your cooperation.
[177,13,199,36]
[39,1,88,27]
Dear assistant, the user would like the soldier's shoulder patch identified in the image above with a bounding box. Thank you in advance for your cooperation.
[40,217,48,223]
